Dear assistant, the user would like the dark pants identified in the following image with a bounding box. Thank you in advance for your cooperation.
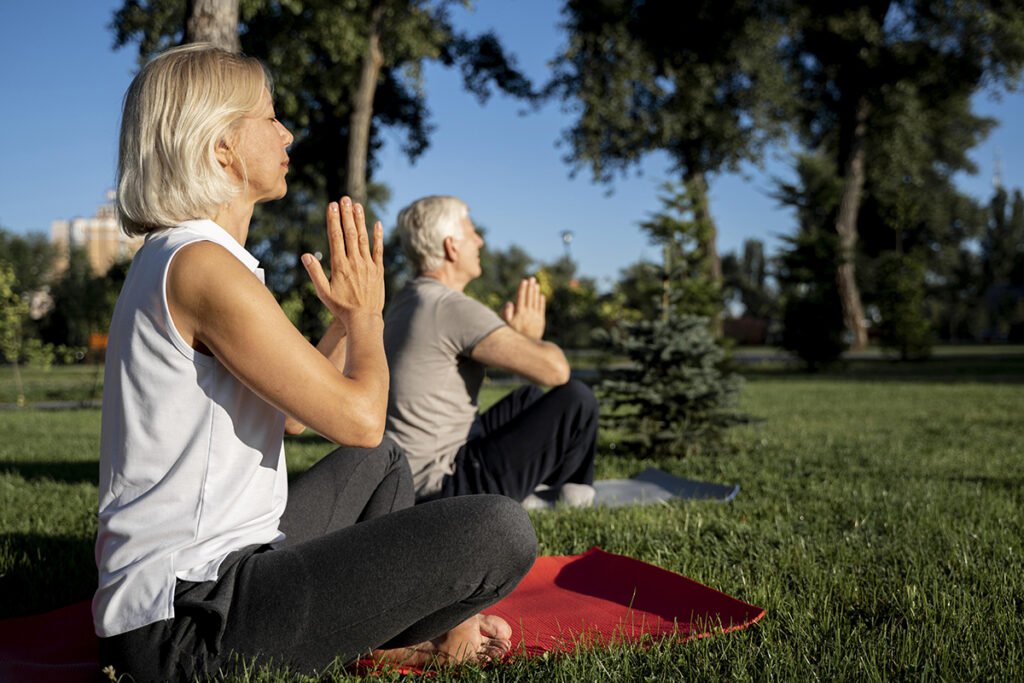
[439,379,599,502]
[97,439,537,681]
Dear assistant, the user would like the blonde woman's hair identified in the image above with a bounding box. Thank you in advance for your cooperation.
[396,196,470,273]
[116,43,271,236]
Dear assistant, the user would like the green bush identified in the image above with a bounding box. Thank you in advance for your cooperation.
[875,252,932,360]
[597,312,752,458]
[777,229,847,369]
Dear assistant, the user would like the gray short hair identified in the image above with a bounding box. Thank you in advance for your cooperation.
[116,43,271,236]
[396,196,470,273]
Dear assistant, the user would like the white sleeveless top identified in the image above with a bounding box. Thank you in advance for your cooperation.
[93,219,288,638]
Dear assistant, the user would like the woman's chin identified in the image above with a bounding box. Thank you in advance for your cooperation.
[257,186,288,204]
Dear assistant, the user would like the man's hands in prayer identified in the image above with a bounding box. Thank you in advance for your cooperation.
[501,277,546,340]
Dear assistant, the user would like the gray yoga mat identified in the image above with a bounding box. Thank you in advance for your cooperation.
[595,467,739,506]
[529,467,739,508]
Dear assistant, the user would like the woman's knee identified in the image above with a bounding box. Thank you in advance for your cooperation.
[469,495,537,572]
[377,436,414,480]
[320,437,411,481]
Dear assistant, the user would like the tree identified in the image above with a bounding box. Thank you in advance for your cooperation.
[774,152,846,368]
[778,0,1024,349]
[0,264,30,405]
[607,260,662,322]
[112,0,533,337]
[722,239,776,320]
[597,180,752,456]
[548,0,792,325]
[983,188,1024,289]
[777,230,847,370]
[0,261,83,405]
[875,251,931,359]
[533,256,603,350]
[38,248,111,350]
[0,228,56,293]
[185,0,239,50]
[596,274,751,458]
[639,180,721,322]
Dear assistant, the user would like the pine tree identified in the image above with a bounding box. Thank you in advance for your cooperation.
[597,181,751,458]
[775,152,847,369]
[875,252,932,360]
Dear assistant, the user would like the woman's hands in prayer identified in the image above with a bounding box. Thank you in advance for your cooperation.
[302,197,385,326]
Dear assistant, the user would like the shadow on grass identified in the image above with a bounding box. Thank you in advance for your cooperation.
[738,354,1024,385]
[956,475,1024,491]
[0,533,96,619]
[0,460,99,484]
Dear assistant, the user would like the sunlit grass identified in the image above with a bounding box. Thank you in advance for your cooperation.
[2,354,1022,680]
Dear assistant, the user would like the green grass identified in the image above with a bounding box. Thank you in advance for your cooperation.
[2,354,1023,680]
[0,363,104,404]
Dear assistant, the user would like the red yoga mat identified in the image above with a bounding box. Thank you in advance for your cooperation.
[0,547,763,681]
[488,546,763,656]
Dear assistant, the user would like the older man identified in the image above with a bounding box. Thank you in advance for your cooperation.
[383,195,598,506]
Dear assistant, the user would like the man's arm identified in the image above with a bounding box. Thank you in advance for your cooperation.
[471,277,570,386]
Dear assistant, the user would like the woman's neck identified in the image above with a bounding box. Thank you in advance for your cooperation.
[211,199,255,246]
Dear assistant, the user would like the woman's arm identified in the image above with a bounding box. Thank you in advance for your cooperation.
[283,318,347,434]
[167,199,388,447]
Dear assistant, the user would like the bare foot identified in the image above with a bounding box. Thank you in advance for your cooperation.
[372,613,513,668]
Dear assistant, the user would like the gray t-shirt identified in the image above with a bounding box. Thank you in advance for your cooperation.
[383,276,505,498]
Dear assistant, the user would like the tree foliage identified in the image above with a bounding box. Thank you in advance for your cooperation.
[548,0,793,315]
[464,233,535,311]
[775,153,847,368]
[0,228,56,293]
[639,181,722,320]
[549,0,789,184]
[722,239,776,320]
[0,263,30,405]
[875,251,932,359]
[36,249,112,350]
[533,256,604,350]
[111,0,533,337]
[776,0,1024,348]
[596,297,751,458]
[983,187,1024,289]
[0,262,86,404]
[597,182,751,456]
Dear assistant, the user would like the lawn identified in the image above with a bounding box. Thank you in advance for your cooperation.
[1,351,1022,680]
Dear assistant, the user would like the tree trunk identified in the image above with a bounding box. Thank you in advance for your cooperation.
[687,172,723,336]
[184,0,240,52]
[834,96,870,350]
[346,4,386,207]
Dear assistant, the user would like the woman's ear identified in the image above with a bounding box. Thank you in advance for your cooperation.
[215,139,233,169]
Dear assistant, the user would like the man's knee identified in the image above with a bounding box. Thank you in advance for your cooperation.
[551,379,599,417]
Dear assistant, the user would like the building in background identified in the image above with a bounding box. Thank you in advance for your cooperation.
[50,191,142,276]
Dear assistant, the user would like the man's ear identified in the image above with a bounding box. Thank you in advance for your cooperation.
[443,235,458,262]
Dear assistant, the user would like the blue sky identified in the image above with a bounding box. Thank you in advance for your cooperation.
[2,0,1023,287]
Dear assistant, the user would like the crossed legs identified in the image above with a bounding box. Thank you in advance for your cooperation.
[440,379,599,502]
[99,439,537,680]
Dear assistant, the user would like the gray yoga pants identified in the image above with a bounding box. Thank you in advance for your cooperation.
[97,438,537,681]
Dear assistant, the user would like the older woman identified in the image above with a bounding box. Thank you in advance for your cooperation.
[94,43,535,681]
